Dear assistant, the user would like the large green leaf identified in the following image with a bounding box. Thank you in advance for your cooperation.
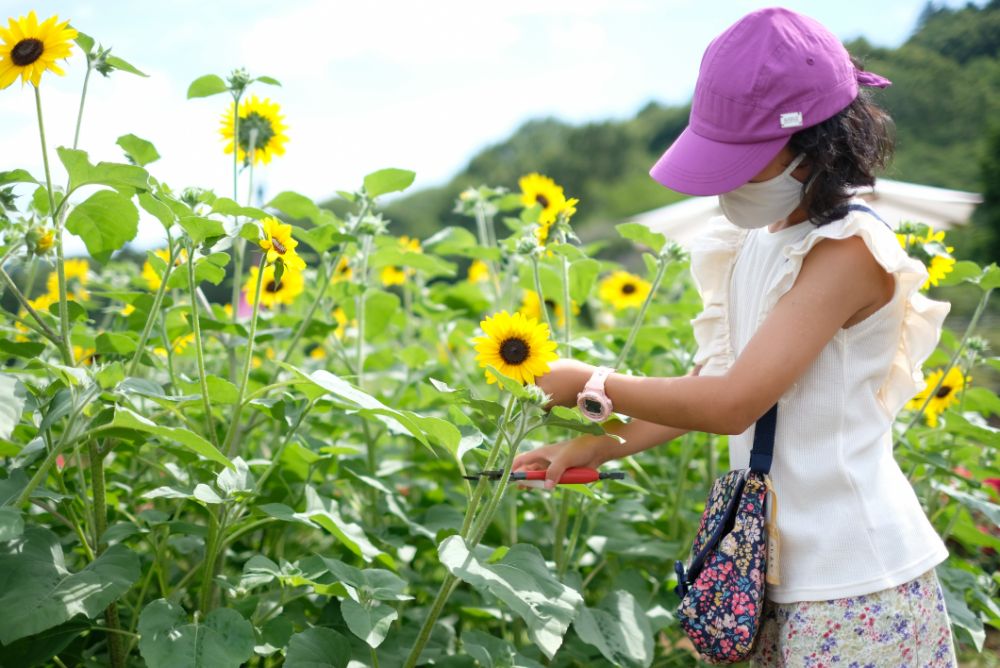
[341,598,397,648]
[116,133,160,166]
[0,526,140,644]
[363,168,415,198]
[57,147,149,193]
[266,191,336,226]
[0,508,23,541]
[573,590,653,668]
[461,630,544,668]
[438,536,583,659]
[137,599,255,668]
[64,190,139,263]
[284,627,350,668]
[0,373,27,440]
[615,222,666,253]
[187,74,228,98]
[111,407,233,469]
[0,619,89,668]
[317,557,411,601]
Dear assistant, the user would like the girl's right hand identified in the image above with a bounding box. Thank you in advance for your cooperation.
[511,434,612,490]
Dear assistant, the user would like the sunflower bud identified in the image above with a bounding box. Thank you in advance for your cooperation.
[354,212,388,237]
[227,67,253,94]
[660,240,688,263]
[525,383,551,407]
[966,337,990,356]
[26,227,55,256]
[516,233,542,257]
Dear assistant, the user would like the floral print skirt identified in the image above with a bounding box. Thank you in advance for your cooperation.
[749,568,958,667]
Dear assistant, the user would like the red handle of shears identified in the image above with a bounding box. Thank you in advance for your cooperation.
[519,467,601,484]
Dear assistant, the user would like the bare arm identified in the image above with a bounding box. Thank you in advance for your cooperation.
[539,235,894,435]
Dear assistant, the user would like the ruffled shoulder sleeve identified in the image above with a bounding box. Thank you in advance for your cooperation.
[688,217,747,377]
[765,202,951,416]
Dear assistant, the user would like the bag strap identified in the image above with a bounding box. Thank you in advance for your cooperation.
[845,203,892,231]
[748,403,778,474]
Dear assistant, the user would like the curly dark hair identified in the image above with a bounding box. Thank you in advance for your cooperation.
[788,64,896,226]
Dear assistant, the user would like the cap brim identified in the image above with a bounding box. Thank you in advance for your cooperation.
[649,127,789,196]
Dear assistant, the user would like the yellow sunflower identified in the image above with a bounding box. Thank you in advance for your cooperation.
[245,264,304,308]
[220,95,289,166]
[332,306,353,339]
[47,258,89,301]
[467,259,489,284]
[331,256,352,283]
[73,345,96,366]
[142,248,188,292]
[258,217,306,271]
[924,254,956,290]
[27,290,57,313]
[473,310,558,386]
[380,235,422,286]
[905,367,969,427]
[599,271,651,310]
[519,173,566,225]
[0,11,77,89]
[518,289,578,328]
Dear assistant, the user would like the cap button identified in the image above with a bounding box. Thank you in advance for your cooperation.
[806,57,815,65]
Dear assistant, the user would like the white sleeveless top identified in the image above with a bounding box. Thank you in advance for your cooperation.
[688,200,950,603]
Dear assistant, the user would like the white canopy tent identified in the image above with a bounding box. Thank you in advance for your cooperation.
[631,179,983,248]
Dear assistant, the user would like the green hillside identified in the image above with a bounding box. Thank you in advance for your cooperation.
[366,1,1000,246]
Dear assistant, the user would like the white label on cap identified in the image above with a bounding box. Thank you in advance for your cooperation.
[780,112,803,128]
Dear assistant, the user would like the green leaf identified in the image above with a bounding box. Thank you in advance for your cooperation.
[64,190,139,263]
[74,32,95,53]
[363,168,416,198]
[0,526,140,644]
[255,75,281,86]
[341,599,397,648]
[569,258,601,303]
[179,374,239,405]
[178,216,226,245]
[932,482,1000,528]
[616,222,666,253]
[138,192,176,229]
[187,74,229,99]
[303,487,386,563]
[0,619,90,668]
[317,557,410,601]
[368,247,456,278]
[0,508,23,541]
[573,590,653,668]
[217,457,253,496]
[111,407,233,469]
[138,599,254,668]
[267,191,325,224]
[979,263,1000,290]
[364,289,400,336]
[57,147,149,193]
[0,169,38,186]
[284,627,350,668]
[116,133,160,166]
[937,260,980,286]
[96,331,138,355]
[295,223,351,253]
[422,226,478,255]
[462,630,544,668]
[438,536,583,659]
[105,55,147,77]
[0,374,27,440]
[937,566,985,651]
[211,197,268,220]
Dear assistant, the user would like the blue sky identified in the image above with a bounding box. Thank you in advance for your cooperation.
[0,0,977,250]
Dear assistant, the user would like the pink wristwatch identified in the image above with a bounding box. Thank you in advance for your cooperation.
[577,366,614,422]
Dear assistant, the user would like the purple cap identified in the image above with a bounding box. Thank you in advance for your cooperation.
[649,7,891,196]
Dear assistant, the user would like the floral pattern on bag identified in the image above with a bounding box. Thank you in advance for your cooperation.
[677,471,770,664]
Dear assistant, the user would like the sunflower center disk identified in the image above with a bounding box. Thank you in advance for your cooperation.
[239,112,276,153]
[535,194,549,209]
[12,38,44,66]
[622,283,636,295]
[936,385,953,399]
[499,338,530,365]
[265,280,281,293]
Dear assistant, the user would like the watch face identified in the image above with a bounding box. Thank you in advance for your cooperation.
[583,398,603,414]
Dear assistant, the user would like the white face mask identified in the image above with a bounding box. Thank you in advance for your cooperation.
[718,153,807,229]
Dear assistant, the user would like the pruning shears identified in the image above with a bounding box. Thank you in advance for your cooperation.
[463,467,627,487]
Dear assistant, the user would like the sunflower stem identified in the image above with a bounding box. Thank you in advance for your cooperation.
[529,255,554,336]
[615,255,669,369]
[72,60,93,150]
[188,244,220,448]
[474,200,502,301]
[33,85,73,365]
[223,256,266,458]
[127,238,177,377]
[894,287,993,446]
[559,228,572,358]
[355,232,374,390]
[229,90,245,368]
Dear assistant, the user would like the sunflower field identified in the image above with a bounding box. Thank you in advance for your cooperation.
[1,10,999,668]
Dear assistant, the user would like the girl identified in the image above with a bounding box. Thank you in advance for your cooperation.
[512,7,959,666]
